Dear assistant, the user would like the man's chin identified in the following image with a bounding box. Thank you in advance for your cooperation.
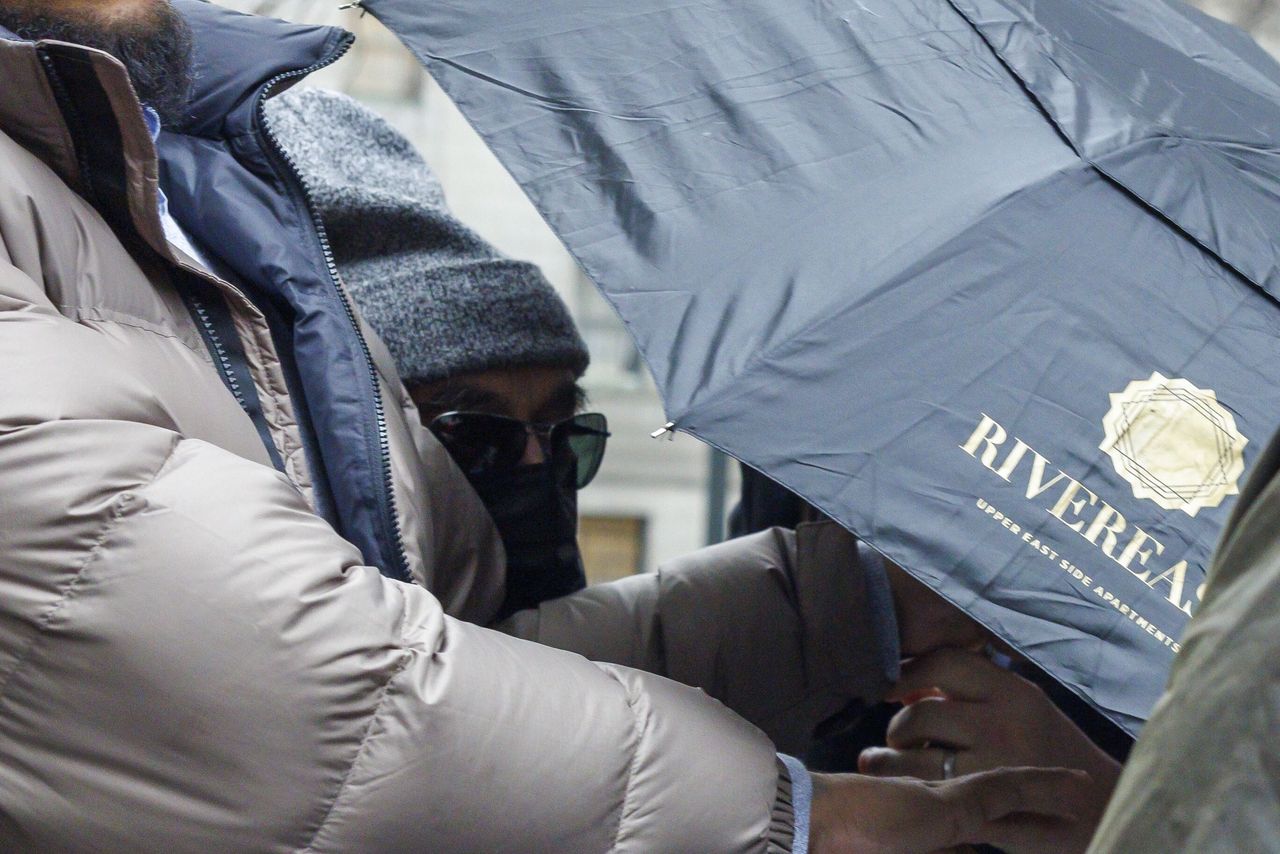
[0,0,194,126]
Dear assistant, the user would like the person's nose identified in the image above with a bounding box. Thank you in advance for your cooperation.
[520,430,547,466]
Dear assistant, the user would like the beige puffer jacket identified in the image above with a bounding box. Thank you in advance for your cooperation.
[0,22,888,853]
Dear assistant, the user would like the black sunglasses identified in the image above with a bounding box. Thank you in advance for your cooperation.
[429,411,610,489]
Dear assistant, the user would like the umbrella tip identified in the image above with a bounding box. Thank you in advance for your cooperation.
[650,422,677,441]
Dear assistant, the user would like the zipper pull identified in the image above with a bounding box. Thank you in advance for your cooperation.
[650,421,677,441]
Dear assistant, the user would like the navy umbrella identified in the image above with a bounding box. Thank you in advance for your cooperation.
[366,0,1280,735]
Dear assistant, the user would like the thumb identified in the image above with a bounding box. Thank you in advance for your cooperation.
[943,767,1092,844]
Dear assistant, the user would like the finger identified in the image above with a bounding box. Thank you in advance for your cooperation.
[899,687,947,706]
[857,746,961,780]
[888,648,1024,703]
[885,697,980,750]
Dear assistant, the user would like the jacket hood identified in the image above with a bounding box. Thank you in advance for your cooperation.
[173,0,351,138]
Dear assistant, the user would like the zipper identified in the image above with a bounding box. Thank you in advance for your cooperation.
[188,294,247,408]
[38,43,264,454]
[37,49,97,209]
[255,33,413,584]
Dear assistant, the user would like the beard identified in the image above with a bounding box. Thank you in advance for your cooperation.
[0,1,194,126]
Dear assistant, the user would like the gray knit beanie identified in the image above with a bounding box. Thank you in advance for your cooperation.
[265,87,589,386]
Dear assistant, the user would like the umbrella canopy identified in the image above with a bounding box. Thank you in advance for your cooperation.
[366,0,1280,735]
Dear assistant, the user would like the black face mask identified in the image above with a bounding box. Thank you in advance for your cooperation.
[466,460,586,621]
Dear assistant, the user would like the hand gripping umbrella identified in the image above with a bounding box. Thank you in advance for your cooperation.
[365,0,1280,735]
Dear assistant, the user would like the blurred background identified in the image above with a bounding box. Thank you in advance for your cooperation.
[218,0,1280,583]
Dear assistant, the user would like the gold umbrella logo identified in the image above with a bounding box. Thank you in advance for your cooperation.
[1100,373,1247,517]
